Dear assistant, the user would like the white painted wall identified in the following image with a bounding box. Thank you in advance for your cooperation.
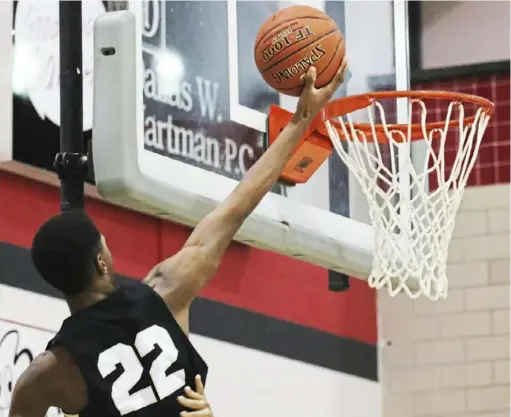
[421,1,511,69]
[379,184,510,417]
[192,334,379,417]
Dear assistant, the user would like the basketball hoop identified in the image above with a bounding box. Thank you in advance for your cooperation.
[269,90,494,300]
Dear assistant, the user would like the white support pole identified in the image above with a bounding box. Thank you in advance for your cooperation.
[393,0,412,246]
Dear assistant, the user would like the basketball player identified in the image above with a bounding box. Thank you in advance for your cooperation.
[9,59,348,417]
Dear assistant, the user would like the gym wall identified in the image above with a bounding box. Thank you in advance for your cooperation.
[421,1,510,69]
[379,2,510,417]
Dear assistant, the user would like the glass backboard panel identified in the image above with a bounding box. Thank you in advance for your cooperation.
[138,0,409,224]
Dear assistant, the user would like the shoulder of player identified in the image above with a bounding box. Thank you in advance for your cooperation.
[11,350,60,409]
[143,256,197,334]
[17,348,69,391]
[144,246,216,293]
[17,350,59,387]
[15,347,87,410]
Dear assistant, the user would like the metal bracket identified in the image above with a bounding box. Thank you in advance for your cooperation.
[54,152,89,181]
[328,273,351,292]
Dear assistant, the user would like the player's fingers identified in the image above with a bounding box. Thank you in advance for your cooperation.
[306,66,317,84]
[328,58,348,93]
[337,57,349,83]
[296,66,317,114]
[177,395,208,410]
[299,66,316,97]
[181,410,211,417]
[194,375,205,395]
[304,66,317,89]
[295,66,317,119]
[184,385,204,400]
[324,57,348,97]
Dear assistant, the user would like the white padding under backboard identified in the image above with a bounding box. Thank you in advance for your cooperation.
[92,10,374,278]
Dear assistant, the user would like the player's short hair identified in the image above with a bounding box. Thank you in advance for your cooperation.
[31,210,102,296]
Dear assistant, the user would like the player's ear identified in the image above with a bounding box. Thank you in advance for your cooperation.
[95,253,108,276]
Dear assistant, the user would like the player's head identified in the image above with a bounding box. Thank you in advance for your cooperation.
[31,210,114,297]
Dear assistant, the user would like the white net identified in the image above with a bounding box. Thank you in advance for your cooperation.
[325,96,492,300]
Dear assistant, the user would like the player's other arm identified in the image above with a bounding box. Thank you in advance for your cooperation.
[145,61,348,319]
[9,349,86,417]
[8,368,50,417]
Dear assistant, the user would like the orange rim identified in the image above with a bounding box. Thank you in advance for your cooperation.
[311,90,495,143]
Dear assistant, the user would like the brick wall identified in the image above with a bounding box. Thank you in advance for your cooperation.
[413,73,511,188]
[380,184,510,417]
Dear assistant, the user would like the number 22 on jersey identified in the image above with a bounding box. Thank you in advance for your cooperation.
[97,325,185,415]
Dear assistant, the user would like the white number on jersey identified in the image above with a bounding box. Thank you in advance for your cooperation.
[97,324,185,415]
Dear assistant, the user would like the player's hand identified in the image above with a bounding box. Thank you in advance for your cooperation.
[292,57,349,125]
[178,375,213,417]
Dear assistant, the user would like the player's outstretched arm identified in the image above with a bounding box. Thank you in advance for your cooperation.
[145,60,348,325]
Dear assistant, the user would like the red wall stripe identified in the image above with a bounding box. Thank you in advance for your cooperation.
[0,171,377,345]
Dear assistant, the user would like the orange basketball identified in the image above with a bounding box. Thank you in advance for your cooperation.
[254,5,345,96]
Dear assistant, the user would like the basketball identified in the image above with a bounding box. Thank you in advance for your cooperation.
[254,5,345,96]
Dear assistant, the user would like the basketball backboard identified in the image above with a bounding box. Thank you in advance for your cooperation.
[92,0,410,280]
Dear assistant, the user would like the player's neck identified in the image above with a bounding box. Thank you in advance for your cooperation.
[66,291,108,313]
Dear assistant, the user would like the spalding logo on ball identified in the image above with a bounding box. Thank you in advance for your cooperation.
[254,5,345,96]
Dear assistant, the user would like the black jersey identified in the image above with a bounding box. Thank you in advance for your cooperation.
[47,280,208,417]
